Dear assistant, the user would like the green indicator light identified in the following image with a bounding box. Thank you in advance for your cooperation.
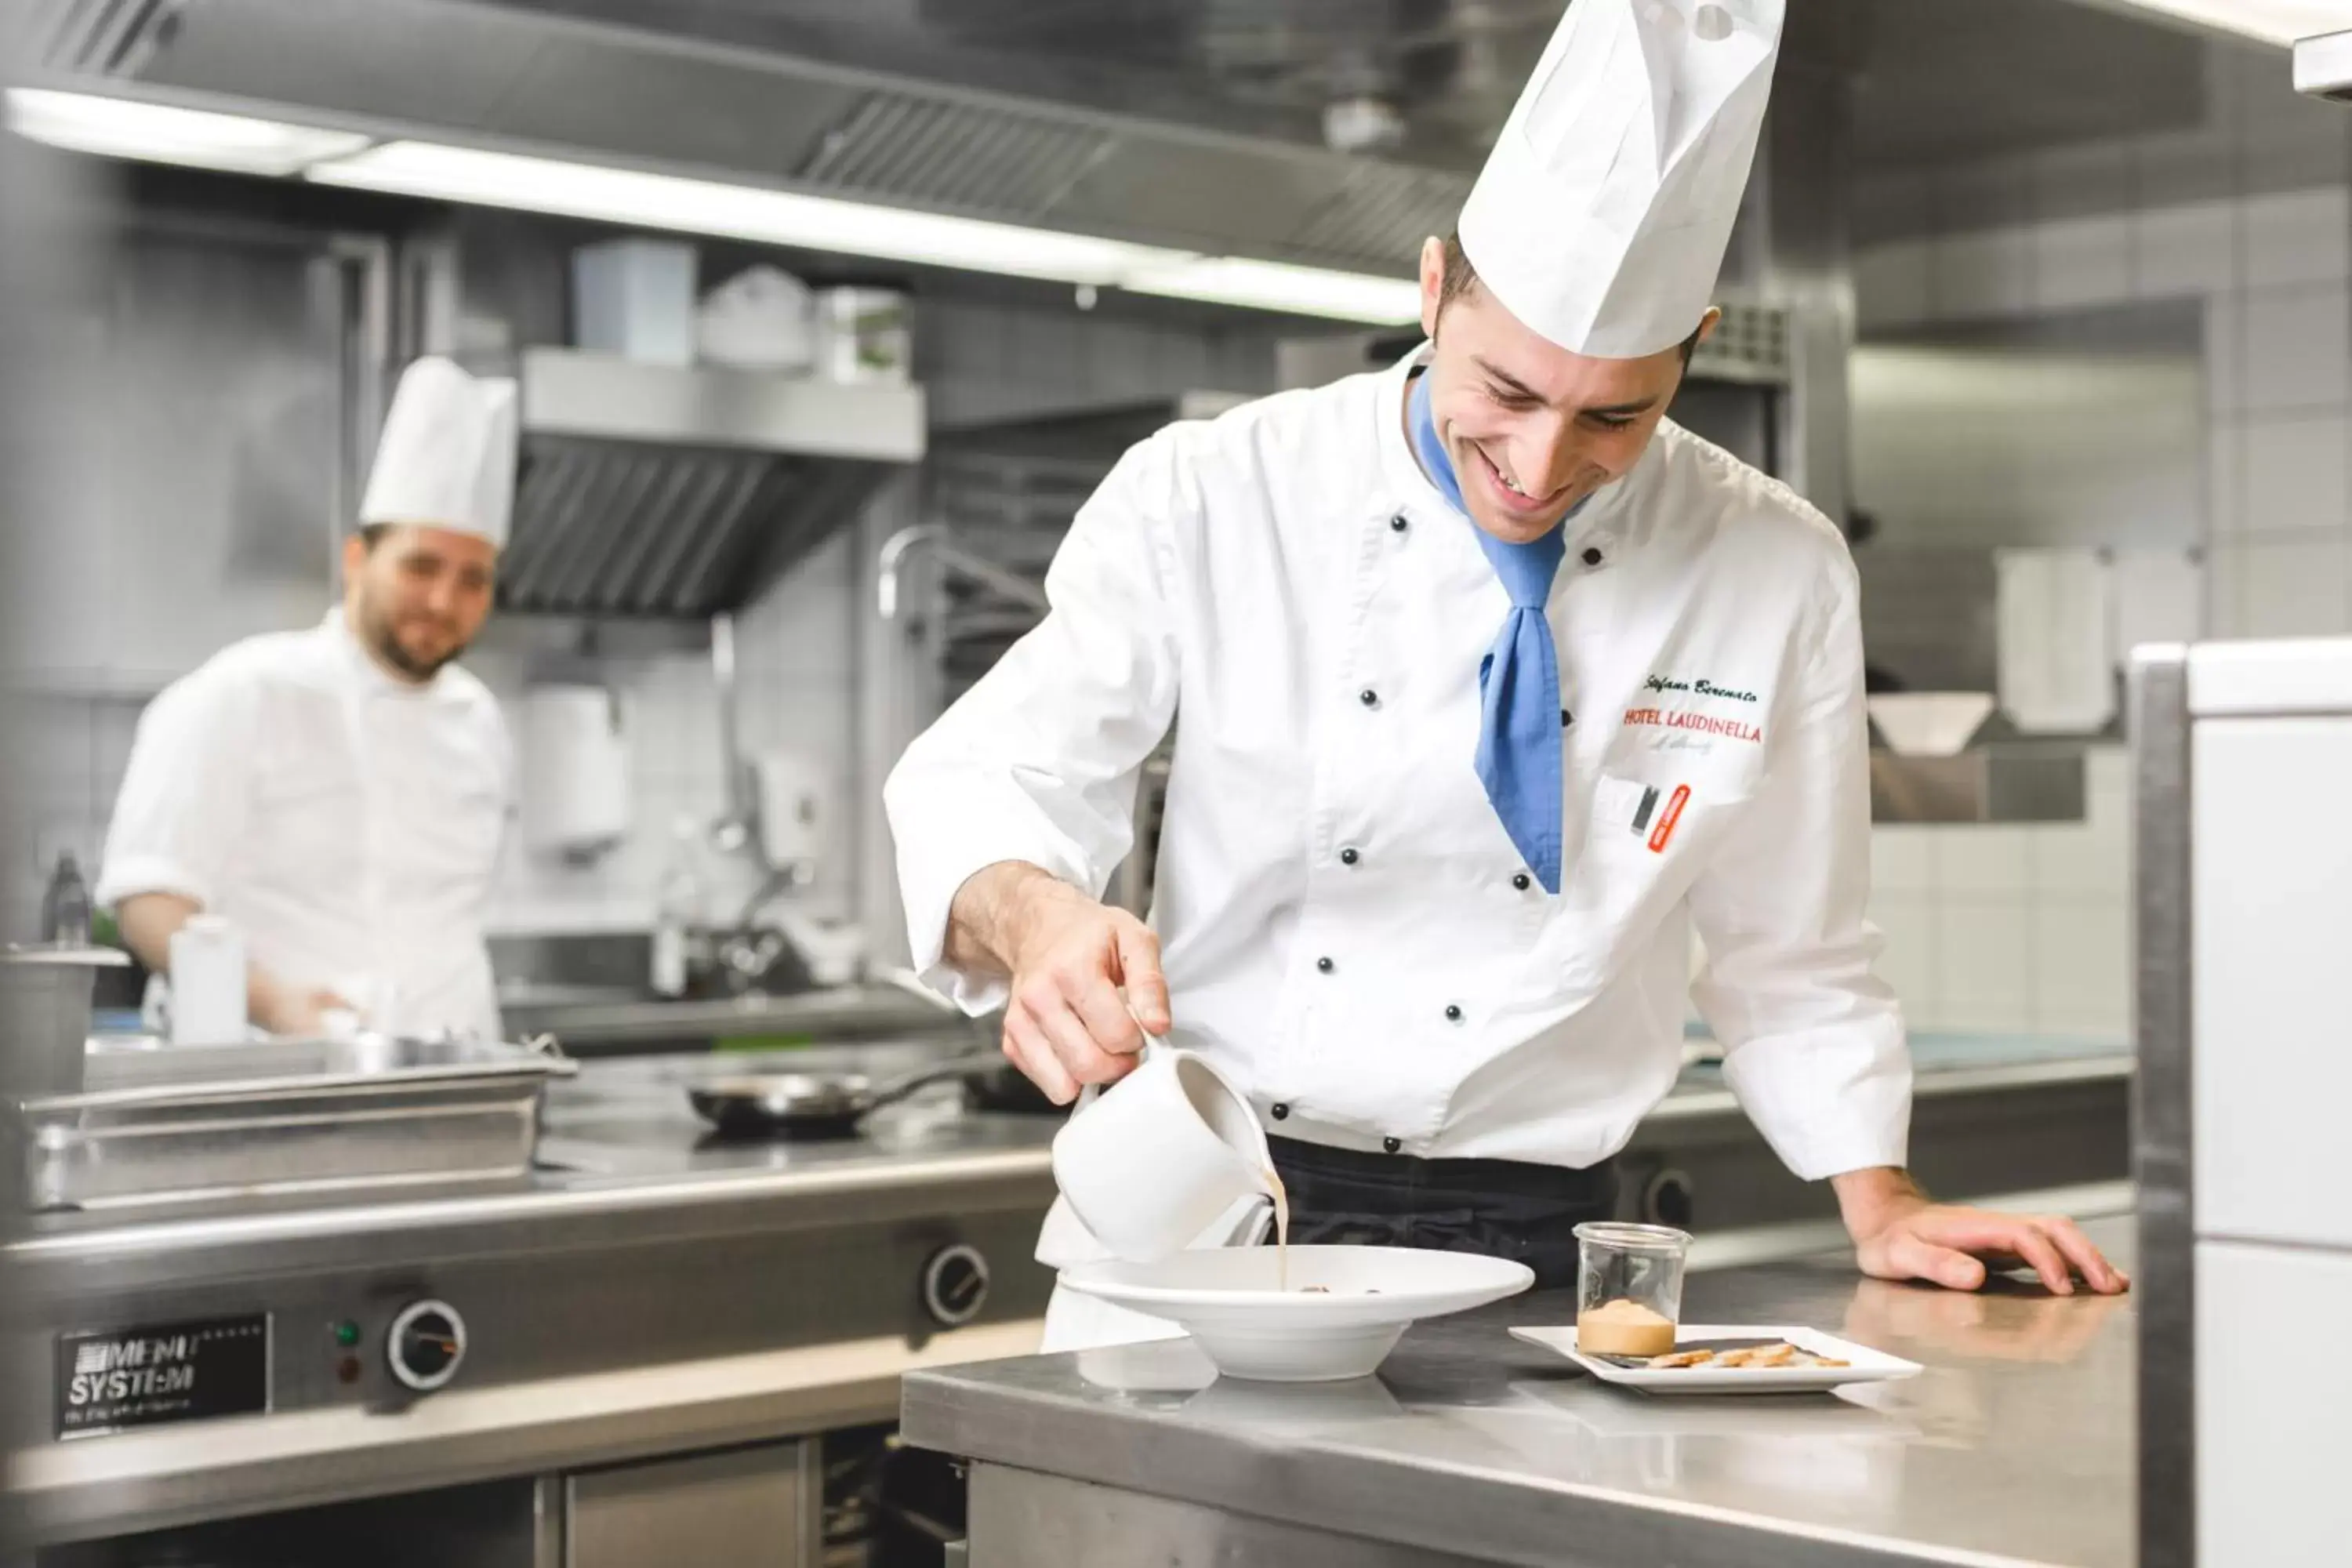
[333,1320,361,1348]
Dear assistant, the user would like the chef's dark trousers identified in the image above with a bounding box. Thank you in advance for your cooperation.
[1266,1134,1619,1290]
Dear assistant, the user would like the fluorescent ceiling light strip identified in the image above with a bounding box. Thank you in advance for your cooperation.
[8,88,1421,319]
[1123,256,1423,325]
[4,87,371,176]
[307,140,1189,287]
[2091,1,2350,46]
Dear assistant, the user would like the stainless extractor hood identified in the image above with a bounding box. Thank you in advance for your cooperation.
[499,349,926,618]
[2298,29,2352,102]
[5,0,1470,280]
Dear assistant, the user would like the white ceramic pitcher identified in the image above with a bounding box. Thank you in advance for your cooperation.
[1050,1035,1275,1264]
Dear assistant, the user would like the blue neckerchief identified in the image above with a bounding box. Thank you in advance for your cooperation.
[1407,367,1469,515]
[1408,371,1567,893]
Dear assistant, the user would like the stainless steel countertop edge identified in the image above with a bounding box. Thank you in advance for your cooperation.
[2,1148,1062,1296]
[913,1383,2049,1568]
[496,988,982,1046]
[1646,1054,2130,1122]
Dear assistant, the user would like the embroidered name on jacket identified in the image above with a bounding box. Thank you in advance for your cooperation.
[1644,675,1758,703]
[1621,706,1765,744]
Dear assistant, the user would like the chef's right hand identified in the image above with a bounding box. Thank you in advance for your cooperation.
[995,872,1168,1105]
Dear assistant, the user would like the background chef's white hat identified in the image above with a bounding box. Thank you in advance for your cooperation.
[1457,0,1784,358]
[358,356,519,547]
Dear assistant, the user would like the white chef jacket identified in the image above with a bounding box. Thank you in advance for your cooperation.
[887,347,1911,1184]
[97,609,512,1042]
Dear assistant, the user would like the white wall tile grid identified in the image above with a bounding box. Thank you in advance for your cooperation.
[1866,749,2133,1042]
[1855,39,2352,642]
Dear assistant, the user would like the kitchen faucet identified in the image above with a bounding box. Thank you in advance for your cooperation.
[876,523,1050,622]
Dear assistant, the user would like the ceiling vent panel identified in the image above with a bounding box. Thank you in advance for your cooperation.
[1287,161,1472,269]
[797,90,1115,220]
[7,0,183,78]
[1052,137,1344,256]
[26,0,1470,279]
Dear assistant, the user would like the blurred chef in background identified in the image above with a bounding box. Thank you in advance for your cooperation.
[97,357,517,1042]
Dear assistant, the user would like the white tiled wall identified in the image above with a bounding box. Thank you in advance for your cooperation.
[1867,750,2132,1042]
[1856,43,2352,643]
[470,520,869,935]
[1850,38,2349,1047]
[0,688,145,936]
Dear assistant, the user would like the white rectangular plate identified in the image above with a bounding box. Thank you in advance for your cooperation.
[1510,1323,1923,1394]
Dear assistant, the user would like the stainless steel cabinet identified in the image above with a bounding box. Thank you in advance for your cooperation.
[30,1445,820,1568]
[565,1443,820,1568]
[31,1477,546,1568]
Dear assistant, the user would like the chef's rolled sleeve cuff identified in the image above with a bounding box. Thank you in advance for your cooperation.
[1719,1025,1914,1181]
[93,855,214,914]
[895,800,1101,1018]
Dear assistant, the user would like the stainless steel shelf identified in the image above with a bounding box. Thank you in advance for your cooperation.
[499,984,982,1051]
[1869,746,2088,823]
[500,351,927,618]
[519,350,925,463]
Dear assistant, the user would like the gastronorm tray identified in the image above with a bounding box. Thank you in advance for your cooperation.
[13,1034,575,1210]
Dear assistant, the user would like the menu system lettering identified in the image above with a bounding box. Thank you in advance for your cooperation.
[56,1314,270,1438]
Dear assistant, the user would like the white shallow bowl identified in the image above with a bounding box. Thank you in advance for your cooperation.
[1058,1245,1534,1382]
[1866,691,1997,757]
[1512,1323,1924,1395]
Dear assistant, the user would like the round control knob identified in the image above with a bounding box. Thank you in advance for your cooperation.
[1642,1167,1696,1231]
[921,1244,991,1327]
[387,1299,467,1392]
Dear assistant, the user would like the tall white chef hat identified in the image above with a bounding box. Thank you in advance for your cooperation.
[1457,0,1784,358]
[358,356,520,547]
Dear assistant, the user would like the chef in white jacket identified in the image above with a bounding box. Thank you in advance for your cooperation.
[887,0,2125,1348]
[99,357,517,1043]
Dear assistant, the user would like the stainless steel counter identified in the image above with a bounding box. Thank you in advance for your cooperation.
[5,1039,2125,1285]
[904,1212,2137,1568]
[1,1047,1069,1548]
[5,1043,1062,1298]
[1,1045,2130,1552]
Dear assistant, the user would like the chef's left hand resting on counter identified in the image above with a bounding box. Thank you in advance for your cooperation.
[97,357,518,1046]
[885,0,2123,1325]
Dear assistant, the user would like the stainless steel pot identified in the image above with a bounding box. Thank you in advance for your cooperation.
[2,944,131,1103]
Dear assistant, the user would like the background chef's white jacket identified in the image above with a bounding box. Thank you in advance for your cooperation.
[887,350,1911,1182]
[97,609,512,1043]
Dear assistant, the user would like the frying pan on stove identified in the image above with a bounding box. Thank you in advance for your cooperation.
[688,1049,1002,1139]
